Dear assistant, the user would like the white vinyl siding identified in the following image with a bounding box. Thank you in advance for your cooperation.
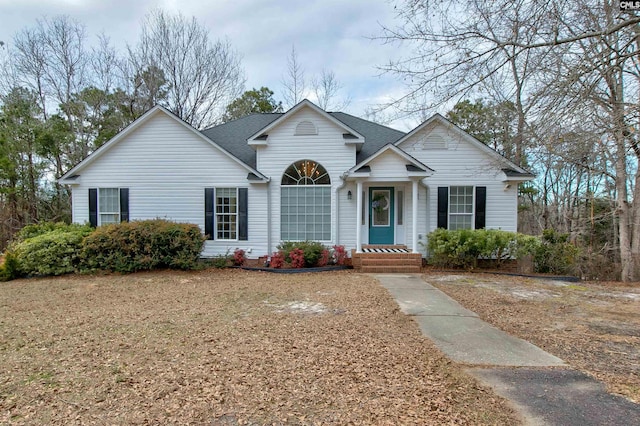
[399,122,520,233]
[449,186,473,230]
[69,111,269,258]
[99,188,120,225]
[216,188,237,240]
[256,107,357,250]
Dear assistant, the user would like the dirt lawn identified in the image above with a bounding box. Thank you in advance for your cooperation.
[0,270,518,425]
[428,273,640,403]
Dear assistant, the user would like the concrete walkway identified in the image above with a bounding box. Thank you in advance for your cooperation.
[376,274,640,426]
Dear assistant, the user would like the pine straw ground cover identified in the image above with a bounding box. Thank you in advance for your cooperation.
[428,273,640,403]
[0,270,517,425]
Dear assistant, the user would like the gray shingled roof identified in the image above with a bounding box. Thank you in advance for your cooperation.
[200,112,406,169]
[502,168,535,178]
[200,114,282,168]
[329,112,406,162]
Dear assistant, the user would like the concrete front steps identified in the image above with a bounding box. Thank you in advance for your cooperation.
[351,245,423,273]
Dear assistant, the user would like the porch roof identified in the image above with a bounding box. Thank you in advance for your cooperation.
[343,144,434,180]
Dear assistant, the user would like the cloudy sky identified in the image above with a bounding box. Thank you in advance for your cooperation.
[0,0,420,129]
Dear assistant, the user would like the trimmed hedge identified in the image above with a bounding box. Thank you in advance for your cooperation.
[81,219,205,273]
[1,220,206,280]
[426,228,539,269]
[426,228,579,274]
[13,222,91,243]
[9,224,94,277]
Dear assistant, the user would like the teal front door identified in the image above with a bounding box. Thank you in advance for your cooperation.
[369,187,394,244]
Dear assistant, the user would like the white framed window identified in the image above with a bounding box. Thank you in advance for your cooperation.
[281,160,331,241]
[99,188,120,225]
[216,188,238,240]
[449,186,474,230]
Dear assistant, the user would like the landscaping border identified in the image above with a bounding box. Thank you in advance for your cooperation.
[235,265,352,274]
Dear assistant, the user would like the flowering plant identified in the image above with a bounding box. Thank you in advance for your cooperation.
[332,245,347,265]
[289,248,305,268]
[317,249,330,267]
[232,248,246,266]
[270,251,285,268]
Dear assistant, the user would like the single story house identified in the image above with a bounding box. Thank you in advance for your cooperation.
[59,99,533,264]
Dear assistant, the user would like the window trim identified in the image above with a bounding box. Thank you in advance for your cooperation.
[98,187,121,226]
[448,186,475,230]
[215,187,239,241]
[280,160,332,242]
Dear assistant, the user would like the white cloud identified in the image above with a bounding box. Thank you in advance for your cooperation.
[0,0,413,120]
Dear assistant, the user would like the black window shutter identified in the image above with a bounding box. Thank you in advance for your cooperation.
[238,188,248,241]
[205,188,214,240]
[89,188,98,227]
[437,187,448,229]
[475,186,486,229]
[119,188,129,222]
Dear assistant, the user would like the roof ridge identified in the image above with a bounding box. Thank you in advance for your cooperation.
[203,112,285,131]
[330,111,405,135]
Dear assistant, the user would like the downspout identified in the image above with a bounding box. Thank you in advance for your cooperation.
[335,175,348,246]
[267,179,272,255]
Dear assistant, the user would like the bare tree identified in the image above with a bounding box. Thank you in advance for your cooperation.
[281,45,306,108]
[536,2,640,281]
[382,0,640,280]
[91,34,122,95]
[311,69,351,111]
[128,10,245,128]
[380,1,552,166]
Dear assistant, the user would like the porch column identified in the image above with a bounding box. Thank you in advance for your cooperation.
[356,180,363,253]
[412,179,419,253]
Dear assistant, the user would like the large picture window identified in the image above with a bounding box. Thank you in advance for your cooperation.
[99,188,120,225]
[281,160,331,241]
[216,188,237,240]
[449,186,474,230]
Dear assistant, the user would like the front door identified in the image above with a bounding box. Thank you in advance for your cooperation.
[369,187,394,244]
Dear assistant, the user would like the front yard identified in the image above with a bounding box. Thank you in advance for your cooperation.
[0,270,517,425]
[429,273,640,403]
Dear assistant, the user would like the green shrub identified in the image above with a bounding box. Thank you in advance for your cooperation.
[277,240,326,267]
[13,222,92,243]
[427,228,482,268]
[534,229,580,275]
[211,251,231,269]
[0,252,20,281]
[10,225,93,277]
[426,228,539,269]
[80,219,205,273]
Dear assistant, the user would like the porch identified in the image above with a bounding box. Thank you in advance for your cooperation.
[351,245,423,273]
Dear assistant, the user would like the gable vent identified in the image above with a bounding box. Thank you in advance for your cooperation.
[295,120,318,135]
[424,134,447,149]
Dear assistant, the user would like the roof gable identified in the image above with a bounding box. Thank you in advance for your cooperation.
[395,113,532,177]
[59,106,267,183]
[346,144,434,178]
[246,99,365,144]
